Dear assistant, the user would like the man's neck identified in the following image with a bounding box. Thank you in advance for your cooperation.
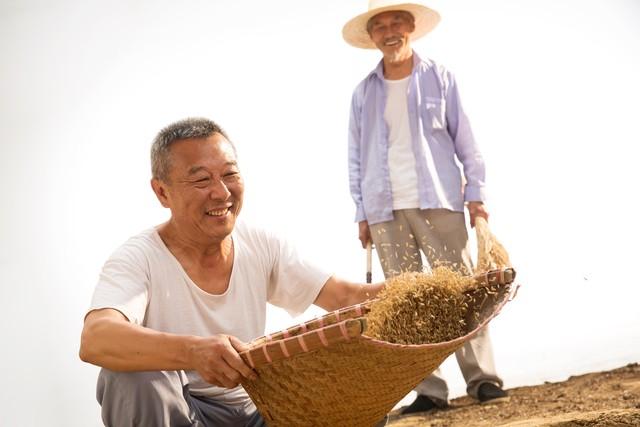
[158,221,232,262]
[383,51,413,80]
[158,221,234,295]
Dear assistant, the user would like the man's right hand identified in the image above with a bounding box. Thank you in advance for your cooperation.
[358,220,371,249]
[80,309,257,389]
[190,335,257,388]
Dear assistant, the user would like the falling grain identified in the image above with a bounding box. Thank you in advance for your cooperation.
[366,267,476,345]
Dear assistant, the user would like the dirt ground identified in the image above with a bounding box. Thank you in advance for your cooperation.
[387,362,640,427]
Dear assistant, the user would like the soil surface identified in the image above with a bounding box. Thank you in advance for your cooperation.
[387,363,640,426]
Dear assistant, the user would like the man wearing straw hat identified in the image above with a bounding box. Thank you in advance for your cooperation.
[79,117,384,426]
[344,0,508,414]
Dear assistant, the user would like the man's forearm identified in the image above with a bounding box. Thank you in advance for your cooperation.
[80,312,198,372]
[348,282,385,307]
[315,276,385,311]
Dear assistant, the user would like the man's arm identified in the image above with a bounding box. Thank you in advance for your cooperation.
[443,70,490,227]
[348,88,368,241]
[79,308,257,388]
[313,276,384,312]
[444,71,486,197]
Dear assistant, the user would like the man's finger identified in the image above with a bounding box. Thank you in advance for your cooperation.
[226,337,258,380]
[220,364,242,386]
[228,335,250,353]
[215,368,240,389]
[222,351,258,381]
[208,354,243,388]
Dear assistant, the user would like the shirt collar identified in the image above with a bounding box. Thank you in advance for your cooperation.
[371,50,422,80]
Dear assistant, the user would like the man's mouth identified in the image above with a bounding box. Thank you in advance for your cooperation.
[206,207,231,217]
[384,38,402,47]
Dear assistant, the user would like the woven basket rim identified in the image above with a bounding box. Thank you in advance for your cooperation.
[241,226,517,425]
[239,272,519,369]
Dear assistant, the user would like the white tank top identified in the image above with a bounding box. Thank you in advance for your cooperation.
[384,76,420,210]
[89,221,330,402]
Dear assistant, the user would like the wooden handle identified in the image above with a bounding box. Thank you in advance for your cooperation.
[366,241,372,283]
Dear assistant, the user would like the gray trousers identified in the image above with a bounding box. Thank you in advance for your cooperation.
[97,369,266,427]
[369,208,503,404]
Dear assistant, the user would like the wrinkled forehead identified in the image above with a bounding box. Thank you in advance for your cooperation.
[171,134,238,171]
[212,135,237,158]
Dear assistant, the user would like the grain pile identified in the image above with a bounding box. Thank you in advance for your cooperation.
[365,267,476,345]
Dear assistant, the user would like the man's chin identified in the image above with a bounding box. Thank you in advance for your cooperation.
[387,50,407,63]
[203,218,236,240]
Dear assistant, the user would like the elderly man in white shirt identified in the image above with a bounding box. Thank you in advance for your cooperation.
[80,117,384,426]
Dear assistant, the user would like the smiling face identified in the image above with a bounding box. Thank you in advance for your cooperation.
[367,10,415,63]
[152,133,244,244]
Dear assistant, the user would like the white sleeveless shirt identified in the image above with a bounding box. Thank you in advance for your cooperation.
[384,76,420,210]
[89,220,330,403]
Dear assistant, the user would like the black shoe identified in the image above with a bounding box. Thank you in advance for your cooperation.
[400,395,446,415]
[477,382,509,403]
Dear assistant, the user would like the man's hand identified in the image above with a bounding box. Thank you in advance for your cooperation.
[80,309,257,388]
[358,220,371,248]
[189,335,257,388]
[467,201,489,227]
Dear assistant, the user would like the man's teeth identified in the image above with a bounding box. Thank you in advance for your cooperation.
[385,39,400,46]
[207,208,229,216]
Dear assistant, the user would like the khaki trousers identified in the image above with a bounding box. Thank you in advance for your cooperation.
[369,208,502,403]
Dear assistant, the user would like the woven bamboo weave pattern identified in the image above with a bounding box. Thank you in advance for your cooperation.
[240,269,515,426]
[240,268,514,370]
[243,336,460,426]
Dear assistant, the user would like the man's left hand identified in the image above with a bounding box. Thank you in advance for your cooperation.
[467,201,489,227]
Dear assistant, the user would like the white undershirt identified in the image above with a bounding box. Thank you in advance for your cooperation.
[89,221,330,403]
[384,76,420,210]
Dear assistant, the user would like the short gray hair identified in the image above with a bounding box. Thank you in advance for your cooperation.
[150,117,233,182]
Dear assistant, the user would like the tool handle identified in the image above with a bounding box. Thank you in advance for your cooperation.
[366,241,372,283]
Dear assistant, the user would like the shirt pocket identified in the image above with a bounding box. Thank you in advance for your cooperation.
[424,97,446,130]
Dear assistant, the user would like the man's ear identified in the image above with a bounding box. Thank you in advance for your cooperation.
[151,178,171,208]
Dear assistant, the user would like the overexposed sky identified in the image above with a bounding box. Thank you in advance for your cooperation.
[1,1,639,425]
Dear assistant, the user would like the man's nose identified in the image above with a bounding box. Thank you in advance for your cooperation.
[209,179,231,200]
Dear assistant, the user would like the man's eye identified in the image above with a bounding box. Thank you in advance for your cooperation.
[193,177,211,186]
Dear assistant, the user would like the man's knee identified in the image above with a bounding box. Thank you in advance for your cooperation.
[98,369,185,400]
[97,369,193,427]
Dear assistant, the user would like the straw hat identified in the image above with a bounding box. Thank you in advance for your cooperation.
[342,0,441,49]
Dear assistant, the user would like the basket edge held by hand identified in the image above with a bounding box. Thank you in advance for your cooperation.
[239,268,516,426]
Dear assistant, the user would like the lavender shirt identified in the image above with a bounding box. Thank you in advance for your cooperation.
[348,51,486,225]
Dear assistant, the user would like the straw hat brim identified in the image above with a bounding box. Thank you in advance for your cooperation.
[342,3,441,49]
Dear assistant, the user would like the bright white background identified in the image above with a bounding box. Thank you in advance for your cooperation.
[1,0,639,425]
